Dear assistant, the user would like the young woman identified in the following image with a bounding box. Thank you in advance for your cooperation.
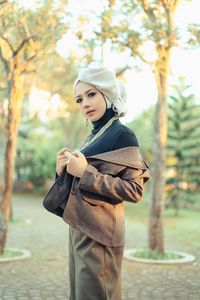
[55,63,150,300]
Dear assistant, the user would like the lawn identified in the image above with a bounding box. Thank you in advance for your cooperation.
[9,192,200,254]
[125,198,200,251]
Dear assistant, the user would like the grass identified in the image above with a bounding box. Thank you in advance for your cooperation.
[132,249,181,260]
[125,197,200,250]
[9,217,23,224]
[6,192,200,256]
[0,248,23,258]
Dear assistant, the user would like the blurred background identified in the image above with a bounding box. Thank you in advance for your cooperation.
[0,1,200,298]
[0,0,200,256]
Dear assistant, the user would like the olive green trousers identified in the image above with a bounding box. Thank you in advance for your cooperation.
[68,226,124,300]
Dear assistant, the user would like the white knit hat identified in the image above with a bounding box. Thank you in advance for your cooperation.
[74,62,127,117]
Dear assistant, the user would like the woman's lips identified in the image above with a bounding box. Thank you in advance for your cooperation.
[86,110,95,116]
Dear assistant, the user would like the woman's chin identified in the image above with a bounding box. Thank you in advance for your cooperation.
[89,113,105,122]
[88,115,99,122]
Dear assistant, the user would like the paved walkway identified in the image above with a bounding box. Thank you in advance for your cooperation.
[0,194,200,300]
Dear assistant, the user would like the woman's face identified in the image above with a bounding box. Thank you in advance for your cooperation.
[74,81,107,122]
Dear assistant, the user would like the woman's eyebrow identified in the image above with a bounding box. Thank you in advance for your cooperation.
[76,89,95,98]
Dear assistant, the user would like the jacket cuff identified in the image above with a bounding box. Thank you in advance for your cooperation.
[79,164,98,190]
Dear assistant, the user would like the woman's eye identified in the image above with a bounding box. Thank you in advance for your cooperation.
[76,98,82,103]
[88,92,96,97]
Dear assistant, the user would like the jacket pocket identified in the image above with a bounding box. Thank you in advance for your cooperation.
[81,190,106,207]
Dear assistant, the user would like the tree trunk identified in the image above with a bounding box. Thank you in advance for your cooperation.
[0,227,7,255]
[148,47,170,253]
[0,64,24,254]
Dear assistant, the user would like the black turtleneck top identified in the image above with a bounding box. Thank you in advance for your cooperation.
[81,107,139,157]
[91,107,115,135]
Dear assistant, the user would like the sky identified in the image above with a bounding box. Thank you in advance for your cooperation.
[20,0,200,123]
[59,0,200,123]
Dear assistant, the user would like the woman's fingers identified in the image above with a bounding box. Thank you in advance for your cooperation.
[57,154,69,160]
[57,157,69,163]
[56,147,70,156]
[56,148,71,176]
[56,157,69,175]
[64,151,72,160]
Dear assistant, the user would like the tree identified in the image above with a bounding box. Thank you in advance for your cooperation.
[0,0,68,254]
[92,0,181,253]
[32,53,79,113]
[167,79,200,213]
[66,0,200,253]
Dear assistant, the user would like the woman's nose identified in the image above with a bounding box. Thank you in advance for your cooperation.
[82,97,90,108]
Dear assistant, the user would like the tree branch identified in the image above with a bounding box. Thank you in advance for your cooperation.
[21,69,35,75]
[139,0,156,23]
[125,42,154,67]
[116,65,131,77]
[160,0,168,12]
[161,0,180,13]
[0,40,10,76]
[27,54,37,62]
[137,51,154,66]
[0,0,8,5]
[13,36,36,57]
[173,0,180,12]
[0,35,14,54]
[0,46,7,65]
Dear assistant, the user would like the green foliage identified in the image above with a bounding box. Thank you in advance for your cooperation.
[127,105,155,163]
[126,80,200,211]
[0,0,79,188]
[167,79,200,209]
[33,54,78,113]
[15,112,90,187]
[187,23,200,48]
[81,0,182,69]
[16,117,60,186]
[0,0,68,94]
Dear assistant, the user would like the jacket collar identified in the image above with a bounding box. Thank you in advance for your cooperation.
[86,146,148,170]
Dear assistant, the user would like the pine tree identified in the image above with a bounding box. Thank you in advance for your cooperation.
[167,79,200,213]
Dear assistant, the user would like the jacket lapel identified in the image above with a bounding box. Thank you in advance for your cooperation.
[86,146,148,170]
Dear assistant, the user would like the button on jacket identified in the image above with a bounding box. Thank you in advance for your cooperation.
[63,146,150,247]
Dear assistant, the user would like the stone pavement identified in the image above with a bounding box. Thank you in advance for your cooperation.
[0,194,200,300]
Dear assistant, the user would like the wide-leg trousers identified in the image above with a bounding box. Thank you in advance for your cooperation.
[68,226,124,300]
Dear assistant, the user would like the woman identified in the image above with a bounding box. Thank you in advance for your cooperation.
[55,63,150,300]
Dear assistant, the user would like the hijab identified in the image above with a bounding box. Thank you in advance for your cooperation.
[74,62,127,117]
[74,62,138,156]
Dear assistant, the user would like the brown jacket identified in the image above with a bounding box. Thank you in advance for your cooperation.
[63,146,150,247]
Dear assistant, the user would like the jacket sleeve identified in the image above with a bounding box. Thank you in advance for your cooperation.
[78,164,150,204]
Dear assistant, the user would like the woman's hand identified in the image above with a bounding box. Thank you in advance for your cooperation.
[66,151,88,178]
[56,147,71,176]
